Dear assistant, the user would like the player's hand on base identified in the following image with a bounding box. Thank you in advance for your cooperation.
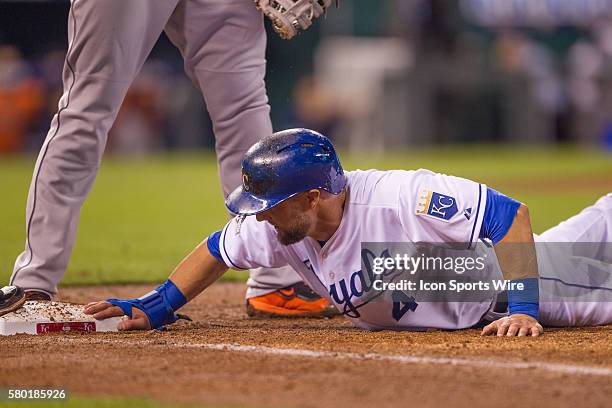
[481,314,543,337]
[84,301,151,331]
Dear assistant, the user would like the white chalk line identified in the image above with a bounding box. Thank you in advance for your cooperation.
[62,337,612,377]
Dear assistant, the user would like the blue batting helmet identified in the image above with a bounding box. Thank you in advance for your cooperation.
[225,128,347,216]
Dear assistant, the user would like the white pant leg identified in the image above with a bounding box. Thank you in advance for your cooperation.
[540,193,612,241]
[164,0,302,299]
[537,193,612,326]
[10,0,179,295]
[245,265,303,298]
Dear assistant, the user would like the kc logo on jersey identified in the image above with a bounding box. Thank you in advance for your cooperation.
[416,188,458,222]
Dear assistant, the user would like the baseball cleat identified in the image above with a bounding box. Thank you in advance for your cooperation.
[246,282,339,318]
[0,286,26,317]
[24,290,52,301]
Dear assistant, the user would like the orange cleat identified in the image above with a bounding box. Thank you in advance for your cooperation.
[246,282,339,318]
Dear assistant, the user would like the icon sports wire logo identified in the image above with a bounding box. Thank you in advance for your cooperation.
[416,188,458,221]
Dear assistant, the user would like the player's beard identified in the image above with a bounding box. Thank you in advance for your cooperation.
[276,213,311,246]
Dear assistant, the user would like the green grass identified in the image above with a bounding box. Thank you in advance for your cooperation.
[0,147,610,286]
[0,395,222,408]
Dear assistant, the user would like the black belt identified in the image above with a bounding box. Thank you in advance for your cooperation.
[493,290,508,313]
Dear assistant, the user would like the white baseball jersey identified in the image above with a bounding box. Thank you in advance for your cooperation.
[218,169,504,330]
[213,173,612,330]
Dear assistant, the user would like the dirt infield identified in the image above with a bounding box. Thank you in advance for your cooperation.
[1,283,611,408]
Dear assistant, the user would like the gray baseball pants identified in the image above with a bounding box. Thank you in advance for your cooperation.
[10,0,300,297]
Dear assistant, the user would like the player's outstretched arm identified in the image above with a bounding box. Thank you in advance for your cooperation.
[480,203,543,337]
[84,239,228,331]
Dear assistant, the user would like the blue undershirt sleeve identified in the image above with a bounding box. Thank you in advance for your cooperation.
[479,188,521,244]
[206,230,224,263]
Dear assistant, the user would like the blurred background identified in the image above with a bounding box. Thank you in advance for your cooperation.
[4,0,612,154]
[0,0,610,284]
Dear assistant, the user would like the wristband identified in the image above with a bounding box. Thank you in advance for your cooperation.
[508,278,539,320]
[106,280,187,329]
[152,279,187,311]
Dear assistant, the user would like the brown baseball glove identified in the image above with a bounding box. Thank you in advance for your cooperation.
[255,0,337,40]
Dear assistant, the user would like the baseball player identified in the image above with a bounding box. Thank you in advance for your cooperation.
[81,128,612,336]
[6,0,336,317]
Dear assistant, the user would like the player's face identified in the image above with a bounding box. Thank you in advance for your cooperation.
[256,194,313,245]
